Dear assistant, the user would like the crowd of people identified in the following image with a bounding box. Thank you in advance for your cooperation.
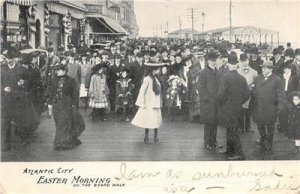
[1,37,300,160]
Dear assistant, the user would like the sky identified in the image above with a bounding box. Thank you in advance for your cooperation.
[134,0,300,47]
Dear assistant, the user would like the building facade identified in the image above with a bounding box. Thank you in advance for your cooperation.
[1,0,139,52]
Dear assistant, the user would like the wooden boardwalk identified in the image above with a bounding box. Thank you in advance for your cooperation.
[2,106,300,161]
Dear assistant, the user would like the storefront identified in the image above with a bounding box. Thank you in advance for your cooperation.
[85,14,128,46]
[45,1,86,51]
[1,0,37,50]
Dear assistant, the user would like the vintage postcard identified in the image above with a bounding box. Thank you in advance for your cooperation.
[0,0,299,193]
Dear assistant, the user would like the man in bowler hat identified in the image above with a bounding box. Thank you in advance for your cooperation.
[217,52,250,160]
[198,51,221,150]
[252,61,286,150]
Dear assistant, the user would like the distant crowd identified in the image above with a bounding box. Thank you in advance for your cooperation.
[1,38,300,159]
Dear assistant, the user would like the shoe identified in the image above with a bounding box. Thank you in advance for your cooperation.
[218,149,228,154]
[227,155,244,160]
[75,139,82,145]
[144,137,150,144]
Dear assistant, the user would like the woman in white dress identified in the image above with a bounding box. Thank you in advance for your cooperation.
[131,62,164,143]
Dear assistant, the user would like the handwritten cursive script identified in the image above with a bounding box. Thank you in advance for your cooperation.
[115,163,161,181]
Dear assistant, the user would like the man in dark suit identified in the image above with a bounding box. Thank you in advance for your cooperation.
[1,53,38,151]
[252,61,286,150]
[198,51,220,150]
[107,54,124,112]
[271,48,285,77]
[129,52,145,104]
[249,48,263,75]
[217,52,250,160]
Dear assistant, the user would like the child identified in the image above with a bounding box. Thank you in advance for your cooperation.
[131,62,164,144]
[287,91,300,154]
[166,75,183,121]
[116,67,133,122]
[89,64,109,121]
[159,66,169,119]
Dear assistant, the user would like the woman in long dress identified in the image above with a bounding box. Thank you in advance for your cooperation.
[46,63,85,150]
[131,62,164,143]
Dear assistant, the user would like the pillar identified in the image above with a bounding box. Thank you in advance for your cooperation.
[264,34,267,43]
[271,34,273,48]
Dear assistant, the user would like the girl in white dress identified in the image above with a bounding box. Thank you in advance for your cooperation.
[131,62,164,143]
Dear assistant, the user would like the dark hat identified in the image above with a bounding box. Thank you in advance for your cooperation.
[251,48,260,55]
[119,66,129,73]
[47,47,54,53]
[261,61,274,68]
[219,49,229,58]
[161,47,168,53]
[295,48,300,56]
[136,52,144,58]
[93,63,106,72]
[205,51,219,61]
[228,51,239,65]
[278,45,285,51]
[273,48,280,55]
[51,62,68,71]
[240,53,248,61]
[285,48,295,58]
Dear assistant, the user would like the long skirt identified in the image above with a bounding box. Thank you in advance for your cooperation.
[53,102,85,149]
[131,107,162,129]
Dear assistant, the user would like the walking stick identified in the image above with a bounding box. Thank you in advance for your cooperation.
[85,90,89,113]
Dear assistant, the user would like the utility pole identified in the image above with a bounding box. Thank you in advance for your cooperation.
[166,21,169,38]
[229,0,232,42]
[160,25,163,37]
[201,12,205,33]
[179,16,182,39]
[187,8,197,42]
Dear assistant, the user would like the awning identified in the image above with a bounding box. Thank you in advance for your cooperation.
[6,0,34,6]
[101,16,128,35]
[86,14,128,36]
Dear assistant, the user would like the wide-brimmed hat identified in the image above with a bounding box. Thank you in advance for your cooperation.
[285,48,295,58]
[205,51,219,61]
[51,62,68,71]
[261,61,274,68]
[228,52,239,65]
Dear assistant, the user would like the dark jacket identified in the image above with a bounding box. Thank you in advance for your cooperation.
[287,104,300,139]
[271,56,285,77]
[197,66,219,124]
[46,75,77,108]
[217,70,250,128]
[1,63,29,111]
[252,73,286,124]
[128,61,145,101]
[284,73,299,95]
[249,57,264,75]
